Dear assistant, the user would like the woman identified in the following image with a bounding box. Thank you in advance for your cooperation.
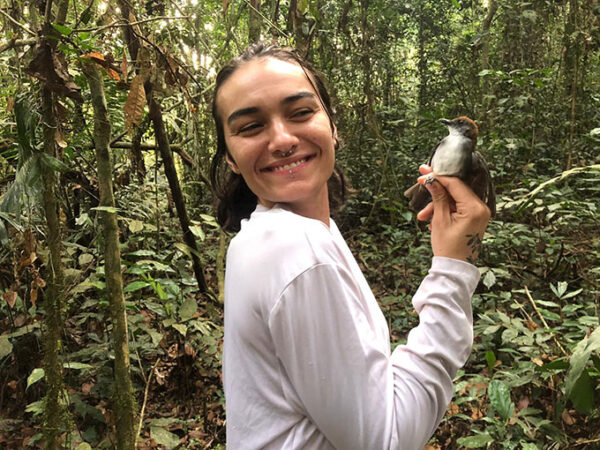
[210,43,491,449]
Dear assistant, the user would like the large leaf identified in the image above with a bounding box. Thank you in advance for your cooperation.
[150,426,180,449]
[179,297,197,322]
[457,434,494,448]
[0,335,13,359]
[564,327,600,411]
[488,379,514,421]
[27,368,45,389]
[124,74,146,133]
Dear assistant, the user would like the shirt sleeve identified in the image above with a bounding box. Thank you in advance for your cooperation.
[267,256,479,450]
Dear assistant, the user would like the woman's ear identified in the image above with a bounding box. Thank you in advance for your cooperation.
[226,153,241,174]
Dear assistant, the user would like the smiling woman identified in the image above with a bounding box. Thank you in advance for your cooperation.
[210,45,346,233]
[209,43,491,450]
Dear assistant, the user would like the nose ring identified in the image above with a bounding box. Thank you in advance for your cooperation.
[281,148,294,157]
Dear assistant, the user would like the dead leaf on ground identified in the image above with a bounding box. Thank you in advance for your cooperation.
[561,409,576,425]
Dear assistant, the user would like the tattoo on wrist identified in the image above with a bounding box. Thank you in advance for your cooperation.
[466,233,483,264]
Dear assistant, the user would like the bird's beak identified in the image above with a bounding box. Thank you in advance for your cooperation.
[439,118,452,126]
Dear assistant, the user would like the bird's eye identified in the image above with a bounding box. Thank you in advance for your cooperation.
[458,119,464,124]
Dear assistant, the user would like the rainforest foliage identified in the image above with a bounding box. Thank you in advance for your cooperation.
[0,0,599,448]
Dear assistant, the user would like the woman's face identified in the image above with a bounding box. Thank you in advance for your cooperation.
[216,57,336,222]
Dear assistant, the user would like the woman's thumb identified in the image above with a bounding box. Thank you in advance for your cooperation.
[424,176,450,218]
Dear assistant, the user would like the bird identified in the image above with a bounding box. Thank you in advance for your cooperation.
[404,116,496,217]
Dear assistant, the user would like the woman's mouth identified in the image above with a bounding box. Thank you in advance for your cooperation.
[262,155,314,173]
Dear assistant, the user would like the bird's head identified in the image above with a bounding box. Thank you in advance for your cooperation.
[440,116,478,140]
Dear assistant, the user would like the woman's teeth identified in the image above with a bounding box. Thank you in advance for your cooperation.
[272,158,306,172]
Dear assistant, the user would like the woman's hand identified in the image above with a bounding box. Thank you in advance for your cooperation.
[416,165,491,264]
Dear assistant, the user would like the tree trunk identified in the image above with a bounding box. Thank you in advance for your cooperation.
[248,0,262,43]
[116,0,209,296]
[40,85,68,450]
[148,97,208,294]
[83,61,137,450]
[478,0,498,120]
[40,0,71,445]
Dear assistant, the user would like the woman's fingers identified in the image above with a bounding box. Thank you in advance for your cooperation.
[412,169,491,262]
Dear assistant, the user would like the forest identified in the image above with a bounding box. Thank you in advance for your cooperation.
[0,0,599,448]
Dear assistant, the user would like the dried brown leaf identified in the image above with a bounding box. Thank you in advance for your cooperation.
[55,130,68,148]
[6,96,15,113]
[82,51,105,61]
[26,40,82,101]
[30,288,38,307]
[3,291,17,308]
[121,52,128,82]
[124,74,146,134]
[103,67,121,81]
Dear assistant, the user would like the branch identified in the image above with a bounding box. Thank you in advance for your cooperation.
[0,9,37,36]
[524,286,568,356]
[110,141,195,168]
[70,16,190,34]
[134,358,160,448]
[0,38,36,54]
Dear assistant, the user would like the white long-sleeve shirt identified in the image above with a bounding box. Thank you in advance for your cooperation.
[223,204,480,449]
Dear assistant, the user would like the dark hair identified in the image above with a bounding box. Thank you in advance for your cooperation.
[210,43,347,232]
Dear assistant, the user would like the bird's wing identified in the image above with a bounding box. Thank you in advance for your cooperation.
[470,151,496,217]
[426,136,447,165]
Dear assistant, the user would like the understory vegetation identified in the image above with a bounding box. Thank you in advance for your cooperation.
[0,0,599,448]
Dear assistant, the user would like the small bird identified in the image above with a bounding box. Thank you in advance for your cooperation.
[404,116,496,217]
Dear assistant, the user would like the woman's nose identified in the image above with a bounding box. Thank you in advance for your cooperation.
[267,119,300,154]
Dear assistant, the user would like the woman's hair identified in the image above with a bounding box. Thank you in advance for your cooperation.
[210,43,347,232]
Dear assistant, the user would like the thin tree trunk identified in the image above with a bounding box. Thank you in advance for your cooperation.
[40,84,68,450]
[148,98,208,294]
[83,61,137,450]
[478,0,498,121]
[248,0,262,43]
[117,0,208,297]
[40,0,70,445]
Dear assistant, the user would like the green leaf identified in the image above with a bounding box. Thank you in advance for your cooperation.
[189,225,205,240]
[27,368,45,389]
[485,350,496,373]
[171,323,187,336]
[124,280,150,292]
[483,270,496,289]
[52,23,72,35]
[146,329,163,347]
[488,379,514,421]
[25,400,44,415]
[0,335,13,359]
[90,206,120,214]
[179,297,197,322]
[520,443,539,450]
[151,418,179,427]
[564,327,600,400]
[297,0,309,14]
[40,153,68,172]
[63,362,93,370]
[78,253,94,266]
[568,370,594,413]
[76,443,92,450]
[150,427,180,449]
[457,434,494,448]
[128,219,144,233]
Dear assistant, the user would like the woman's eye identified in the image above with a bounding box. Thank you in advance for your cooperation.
[292,109,314,119]
[238,123,262,134]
